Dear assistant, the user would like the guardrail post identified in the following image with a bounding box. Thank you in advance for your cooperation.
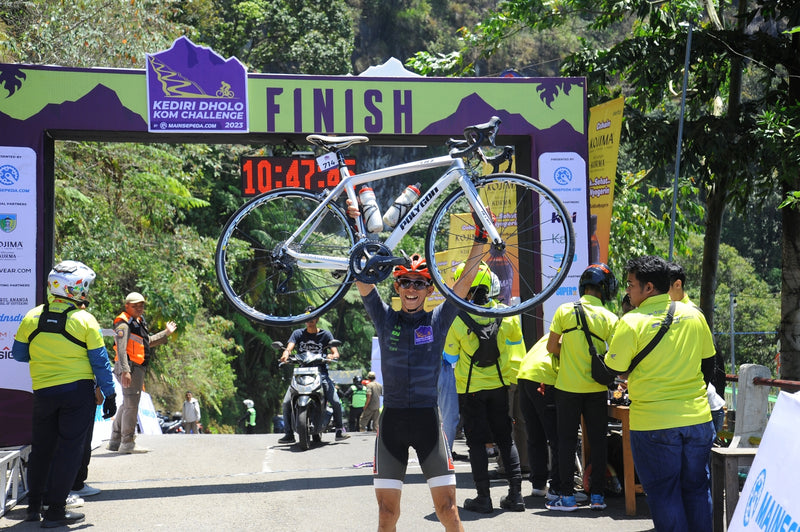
[729,364,771,449]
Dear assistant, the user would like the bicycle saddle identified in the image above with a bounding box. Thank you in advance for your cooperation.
[306,134,369,151]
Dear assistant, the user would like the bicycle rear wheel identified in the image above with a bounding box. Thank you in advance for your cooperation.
[425,173,575,318]
[215,189,355,326]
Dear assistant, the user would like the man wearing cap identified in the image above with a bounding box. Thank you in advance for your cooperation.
[108,292,177,453]
[359,371,382,431]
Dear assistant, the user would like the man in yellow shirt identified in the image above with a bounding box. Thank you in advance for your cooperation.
[605,255,716,532]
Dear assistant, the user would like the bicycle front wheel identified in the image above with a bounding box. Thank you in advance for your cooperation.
[215,189,355,326]
[425,173,575,318]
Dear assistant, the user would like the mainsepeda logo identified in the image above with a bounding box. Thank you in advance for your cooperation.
[0,164,20,186]
[0,313,24,323]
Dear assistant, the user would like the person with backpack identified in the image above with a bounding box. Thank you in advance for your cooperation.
[12,260,117,527]
[545,263,619,512]
[445,262,526,514]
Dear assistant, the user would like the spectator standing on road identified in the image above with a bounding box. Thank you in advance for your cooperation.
[108,292,177,454]
[606,255,717,532]
[12,260,117,527]
[359,371,382,432]
[241,399,256,433]
[446,262,525,514]
[347,196,487,532]
[182,391,201,434]
[278,310,350,443]
[546,263,619,512]
[517,335,561,500]
[342,376,366,432]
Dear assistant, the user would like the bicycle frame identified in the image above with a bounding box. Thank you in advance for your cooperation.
[281,152,502,271]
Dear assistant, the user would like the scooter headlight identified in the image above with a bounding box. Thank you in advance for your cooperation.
[296,375,315,386]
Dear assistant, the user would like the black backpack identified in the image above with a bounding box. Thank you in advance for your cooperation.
[27,303,87,349]
[458,311,505,393]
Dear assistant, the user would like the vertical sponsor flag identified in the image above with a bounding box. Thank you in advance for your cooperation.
[587,97,624,264]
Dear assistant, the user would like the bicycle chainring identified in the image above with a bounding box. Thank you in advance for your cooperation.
[349,240,396,284]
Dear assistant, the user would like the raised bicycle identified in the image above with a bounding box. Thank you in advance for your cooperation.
[215,117,575,326]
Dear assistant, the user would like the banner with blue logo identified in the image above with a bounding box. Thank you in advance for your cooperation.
[730,391,800,531]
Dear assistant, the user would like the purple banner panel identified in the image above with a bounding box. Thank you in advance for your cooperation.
[146,36,248,133]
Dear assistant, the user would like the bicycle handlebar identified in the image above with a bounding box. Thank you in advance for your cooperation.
[448,116,502,158]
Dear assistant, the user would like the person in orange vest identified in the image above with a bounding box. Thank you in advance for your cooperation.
[108,292,177,453]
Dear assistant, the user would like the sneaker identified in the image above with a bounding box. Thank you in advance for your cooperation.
[65,494,84,508]
[72,483,101,497]
[41,509,85,528]
[574,491,588,503]
[531,486,548,497]
[546,495,578,512]
[335,429,350,441]
[277,434,295,444]
[107,441,120,451]
[545,489,561,502]
[119,442,150,454]
[590,493,607,511]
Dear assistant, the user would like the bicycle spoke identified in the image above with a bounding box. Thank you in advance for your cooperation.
[425,173,574,318]
[216,190,355,325]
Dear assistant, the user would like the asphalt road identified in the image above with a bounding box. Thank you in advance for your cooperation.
[2,432,655,531]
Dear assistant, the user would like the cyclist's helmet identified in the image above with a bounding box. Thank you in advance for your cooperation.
[453,261,492,290]
[243,399,254,408]
[353,375,362,385]
[393,254,431,279]
[579,263,618,304]
[47,260,95,304]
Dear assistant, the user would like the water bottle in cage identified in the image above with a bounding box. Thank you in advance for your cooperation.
[383,183,421,228]
[358,186,384,233]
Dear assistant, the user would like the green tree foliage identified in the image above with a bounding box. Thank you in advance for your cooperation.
[181,0,354,74]
[0,0,185,67]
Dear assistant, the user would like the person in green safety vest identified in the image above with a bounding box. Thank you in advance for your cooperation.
[342,376,367,432]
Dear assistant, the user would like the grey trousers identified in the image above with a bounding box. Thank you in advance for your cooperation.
[110,363,146,444]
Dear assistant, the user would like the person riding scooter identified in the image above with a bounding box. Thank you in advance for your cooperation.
[278,309,350,443]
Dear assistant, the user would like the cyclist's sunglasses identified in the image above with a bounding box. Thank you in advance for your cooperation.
[397,278,431,290]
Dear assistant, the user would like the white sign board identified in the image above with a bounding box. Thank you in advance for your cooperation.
[729,391,800,531]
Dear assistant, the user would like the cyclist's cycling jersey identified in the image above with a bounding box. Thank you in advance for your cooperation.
[361,289,458,408]
[373,407,455,489]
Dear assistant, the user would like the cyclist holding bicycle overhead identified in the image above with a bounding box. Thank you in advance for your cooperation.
[346,200,489,532]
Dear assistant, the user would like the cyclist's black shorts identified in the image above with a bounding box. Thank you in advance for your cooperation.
[373,407,455,490]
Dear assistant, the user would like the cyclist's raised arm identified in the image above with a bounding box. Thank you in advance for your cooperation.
[345,199,377,297]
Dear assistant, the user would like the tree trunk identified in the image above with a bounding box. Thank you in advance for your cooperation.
[778,32,800,381]
[699,185,726,331]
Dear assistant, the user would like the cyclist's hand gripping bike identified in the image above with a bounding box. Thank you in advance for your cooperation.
[216,117,575,326]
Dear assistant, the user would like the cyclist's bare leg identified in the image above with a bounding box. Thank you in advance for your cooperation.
[431,485,464,532]
[375,488,402,532]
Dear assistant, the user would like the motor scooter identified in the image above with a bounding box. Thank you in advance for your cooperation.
[157,410,185,434]
[273,339,341,450]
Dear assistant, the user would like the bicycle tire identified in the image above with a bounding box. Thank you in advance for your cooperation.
[425,172,575,318]
[215,189,355,326]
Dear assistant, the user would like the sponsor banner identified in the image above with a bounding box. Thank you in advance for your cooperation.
[0,146,37,393]
[588,97,624,264]
[730,391,800,531]
[147,36,248,133]
[538,152,588,328]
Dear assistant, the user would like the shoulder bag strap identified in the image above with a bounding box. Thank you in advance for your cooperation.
[626,301,676,374]
[574,302,598,357]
